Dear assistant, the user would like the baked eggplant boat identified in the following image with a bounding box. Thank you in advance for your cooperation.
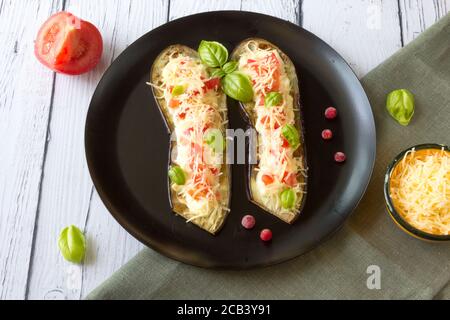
[231,38,307,223]
[149,45,231,234]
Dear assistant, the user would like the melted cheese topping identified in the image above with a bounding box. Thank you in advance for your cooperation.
[150,54,229,225]
[238,42,306,215]
[389,148,450,235]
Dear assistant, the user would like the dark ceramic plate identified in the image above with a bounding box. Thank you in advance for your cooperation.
[85,11,376,268]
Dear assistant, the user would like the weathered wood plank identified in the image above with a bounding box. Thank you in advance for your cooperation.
[399,0,450,45]
[26,0,168,300]
[0,0,63,300]
[241,0,299,23]
[169,0,241,20]
[302,0,403,77]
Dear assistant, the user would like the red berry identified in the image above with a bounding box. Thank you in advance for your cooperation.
[322,129,333,140]
[241,215,256,230]
[334,152,346,163]
[325,107,338,119]
[260,229,273,242]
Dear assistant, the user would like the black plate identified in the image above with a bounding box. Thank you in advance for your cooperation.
[85,11,376,269]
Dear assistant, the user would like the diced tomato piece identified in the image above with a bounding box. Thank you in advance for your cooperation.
[258,95,265,106]
[190,142,203,158]
[204,78,220,91]
[184,127,194,136]
[274,121,280,130]
[282,138,290,148]
[210,167,219,175]
[188,186,209,200]
[260,115,269,124]
[169,99,181,109]
[202,123,211,133]
[247,59,256,64]
[178,112,186,120]
[283,171,298,187]
[262,174,274,185]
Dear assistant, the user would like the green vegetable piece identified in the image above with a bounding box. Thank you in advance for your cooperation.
[282,124,300,149]
[168,166,186,185]
[204,128,224,153]
[222,61,238,74]
[172,85,185,96]
[198,41,229,68]
[58,225,86,264]
[280,189,296,209]
[222,72,254,103]
[210,68,226,79]
[265,92,283,107]
[386,89,415,126]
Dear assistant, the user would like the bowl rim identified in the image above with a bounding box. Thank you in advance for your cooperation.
[384,143,450,241]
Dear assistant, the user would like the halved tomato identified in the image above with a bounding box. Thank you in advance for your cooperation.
[35,12,103,75]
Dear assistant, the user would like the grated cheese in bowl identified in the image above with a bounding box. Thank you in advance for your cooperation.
[387,145,450,238]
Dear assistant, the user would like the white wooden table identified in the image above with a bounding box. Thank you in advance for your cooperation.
[0,0,448,300]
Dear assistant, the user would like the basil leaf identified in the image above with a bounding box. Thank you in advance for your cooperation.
[282,124,300,150]
[198,41,229,68]
[204,128,224,153]
[222,61,238,74]
[210,68,226,79]
[58,225,86,264]
[168,166,186,185]
[280,189,296,209]
[172,85,185,96]
[222,72,254,103]
[265,92,283,107]
[386,89,415,126]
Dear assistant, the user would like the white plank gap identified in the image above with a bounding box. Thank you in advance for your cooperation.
[0,0,63,300]
[399,0,450,45]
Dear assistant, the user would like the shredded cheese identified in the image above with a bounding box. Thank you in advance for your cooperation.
[238,42,306,215]
[389,148,450,235]
[150,54,229,225]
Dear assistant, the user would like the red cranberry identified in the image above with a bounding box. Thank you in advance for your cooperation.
[241,215,256,230]
[334,152,346,163]
[322,129,333,140]
[325,107,338,119]
[260,229,273,242]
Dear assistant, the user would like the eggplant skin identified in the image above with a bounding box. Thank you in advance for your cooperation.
[150,45,231,235]
[231,38,307,224]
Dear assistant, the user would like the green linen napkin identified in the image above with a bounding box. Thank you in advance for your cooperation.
[87,14,450,300]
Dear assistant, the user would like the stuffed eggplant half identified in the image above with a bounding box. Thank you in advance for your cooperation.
[150,45,231,234]
[232,39,307,224]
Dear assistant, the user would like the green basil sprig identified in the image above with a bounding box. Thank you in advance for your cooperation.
[204,128,225,153]
[282,124,300,150]
[386,89,415,126]
[222,72,254,103]
[168,166,186,185]
[265,92,283,107]
[280,188,296,209]
[172,85,185,96]
[210,68,226,78]
[198,40,253,103]
[222,61,238,74]
[198,41,229,68]
[58,225,86,264]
